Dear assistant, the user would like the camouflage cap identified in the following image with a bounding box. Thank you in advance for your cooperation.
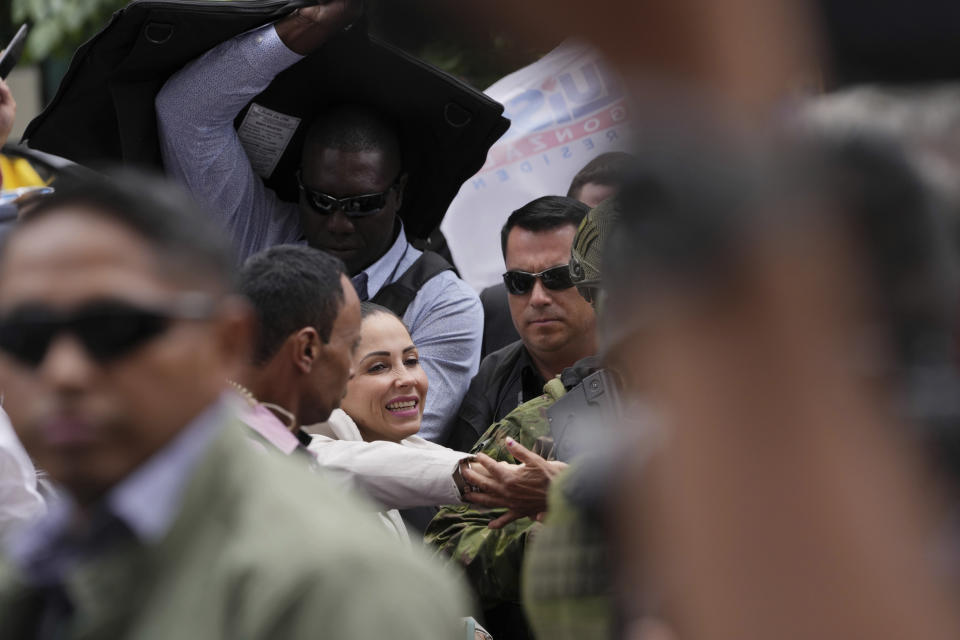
[569,197,622,304]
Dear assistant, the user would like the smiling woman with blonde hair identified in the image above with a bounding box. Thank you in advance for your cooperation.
[307,300,560,547]
[341,303,431,444]
[309,302,469,540]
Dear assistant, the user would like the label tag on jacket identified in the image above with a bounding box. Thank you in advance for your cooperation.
[237,103,301,178]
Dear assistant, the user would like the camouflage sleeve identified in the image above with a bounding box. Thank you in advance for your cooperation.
[425,505,538,609]
[424,390,560,609]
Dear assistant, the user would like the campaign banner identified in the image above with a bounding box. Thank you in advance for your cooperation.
[441,40,632,291]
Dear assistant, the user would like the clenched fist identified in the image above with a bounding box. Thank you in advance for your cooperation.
[276,0,364,55]
[295,0,363,32]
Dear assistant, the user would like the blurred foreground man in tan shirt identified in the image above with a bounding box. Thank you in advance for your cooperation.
[0,172,465,640]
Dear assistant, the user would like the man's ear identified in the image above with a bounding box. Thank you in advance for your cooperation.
[293,327,322,374]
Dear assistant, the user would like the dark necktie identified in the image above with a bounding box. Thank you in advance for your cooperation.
[34,510,135,640]
[351,271,370,302]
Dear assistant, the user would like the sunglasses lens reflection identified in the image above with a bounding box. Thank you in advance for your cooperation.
[503,272,536,295]
[540,266,574,290]
[503,266,574,295]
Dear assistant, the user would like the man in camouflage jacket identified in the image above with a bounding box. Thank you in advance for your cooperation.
[425,376,567,639]
[425,377,565,600]
[425,198,620,639]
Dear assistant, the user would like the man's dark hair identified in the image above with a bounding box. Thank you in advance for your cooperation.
[566,152,634,200]
[500,196,590,257]
[13,169,236,289]
[238,245,347,365]
[303,104,402,171]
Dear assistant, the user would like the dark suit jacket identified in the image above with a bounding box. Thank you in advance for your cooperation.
[445,340,545,452]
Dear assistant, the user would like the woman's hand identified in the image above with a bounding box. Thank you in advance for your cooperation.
[462,437,568,529]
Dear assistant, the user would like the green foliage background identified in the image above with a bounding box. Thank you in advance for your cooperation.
[12,0,129,60]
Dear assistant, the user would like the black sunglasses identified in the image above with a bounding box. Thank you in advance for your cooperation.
[0,294,216,368]
[296,170,401,218]
[502,265,575,296]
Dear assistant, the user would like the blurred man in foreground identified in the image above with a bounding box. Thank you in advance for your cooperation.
[604,132,960,639]
[0,173,465,639]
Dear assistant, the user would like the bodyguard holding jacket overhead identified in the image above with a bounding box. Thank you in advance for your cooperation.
[155,0,483,444]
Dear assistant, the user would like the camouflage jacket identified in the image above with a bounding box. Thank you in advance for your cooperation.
[424,378,568,610]
[522,465,614,640]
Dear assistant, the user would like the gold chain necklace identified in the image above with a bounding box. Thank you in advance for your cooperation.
[227,380,298,432]
[227,379,257,407]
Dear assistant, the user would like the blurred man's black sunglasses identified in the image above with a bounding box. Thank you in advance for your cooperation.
[502,265,575,296]
[0,294,216,368]
[296,170,401,218]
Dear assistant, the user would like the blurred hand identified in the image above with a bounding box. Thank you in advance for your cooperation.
[462,437,567,529]
[0,79,15,148]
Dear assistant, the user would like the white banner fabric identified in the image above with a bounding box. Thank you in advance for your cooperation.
[440,40,632,291]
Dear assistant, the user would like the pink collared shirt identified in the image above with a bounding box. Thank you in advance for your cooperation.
[240,402,302,456]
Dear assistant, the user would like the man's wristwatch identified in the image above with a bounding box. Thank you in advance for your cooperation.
[452,457,476,499]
